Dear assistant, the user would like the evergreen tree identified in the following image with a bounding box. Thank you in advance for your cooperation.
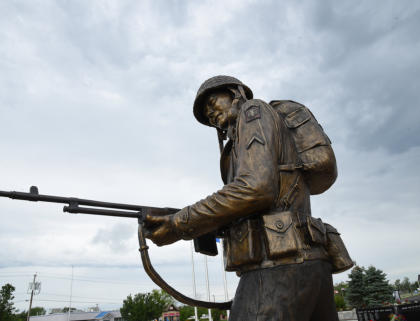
[364,266,393,307]
[346,265,394,308]
[345,266,366,308]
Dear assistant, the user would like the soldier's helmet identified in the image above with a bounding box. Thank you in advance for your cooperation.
[193,75,253,126]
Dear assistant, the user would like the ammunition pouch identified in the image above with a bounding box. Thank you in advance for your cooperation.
[262,210,299,259]
[223,212,352,273]
[224,218,263,271]
[324,223,354,273]
[306,216,327,246]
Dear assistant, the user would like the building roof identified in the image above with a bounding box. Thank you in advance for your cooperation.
[164,304,179,312]
[95,312,111,318]
[29,311,121,321]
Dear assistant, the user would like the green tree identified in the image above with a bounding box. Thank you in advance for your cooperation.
[394,279,401,291]
[411,281,419,293]
[14,307,47,321]
[62,307,77,313]
[345,265,393,308]
[179,305,227,321]
[334,295,346,311]
[14,310,26,321]
[364,266,393,307]
[211,308,227,321]
[0,283,17,321]
[345,266,366,308]
[120,289,173,321]
[180,306,206,321]
[29,307,46,316]
[401,277,411,294]
[179,305,194,321]
[333,282,348,310]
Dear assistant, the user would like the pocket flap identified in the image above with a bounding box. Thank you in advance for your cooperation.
[284,107,311,128]
[263,211,293,233]
[307,217,327,245]
[230,221,249,242]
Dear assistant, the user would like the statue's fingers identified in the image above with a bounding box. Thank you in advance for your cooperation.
[144,214,166,228]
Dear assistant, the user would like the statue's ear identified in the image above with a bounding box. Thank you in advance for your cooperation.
[228,87,241,99]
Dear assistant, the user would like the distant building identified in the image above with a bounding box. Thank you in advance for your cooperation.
[160,304,180,321]
[29,311,123,321]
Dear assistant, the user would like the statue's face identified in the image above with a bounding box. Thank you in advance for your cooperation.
[204,92,236,130]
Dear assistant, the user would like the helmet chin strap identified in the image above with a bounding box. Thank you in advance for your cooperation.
[217,128,227,154]
[216,85,248,154]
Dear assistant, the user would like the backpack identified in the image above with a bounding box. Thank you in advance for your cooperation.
[269,100,337,195]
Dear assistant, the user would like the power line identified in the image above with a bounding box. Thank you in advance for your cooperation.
[2,272,192,287]
[21,291,124,301]
[0,274,34,278]
[31,299,121,304]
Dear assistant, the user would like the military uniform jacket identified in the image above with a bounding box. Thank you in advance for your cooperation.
[173,99,329,272]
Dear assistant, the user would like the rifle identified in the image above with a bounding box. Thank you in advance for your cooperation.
[0,186,231,310]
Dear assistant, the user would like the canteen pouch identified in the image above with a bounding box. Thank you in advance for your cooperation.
[307,217,327,246]
[224,218,263,271]
[324,223,354,273]
[262,211,299,259]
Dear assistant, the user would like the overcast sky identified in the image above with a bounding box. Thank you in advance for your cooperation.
[1,0,419,313]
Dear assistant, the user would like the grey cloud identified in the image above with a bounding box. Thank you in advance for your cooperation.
[306,1,420,153]
[92,223,133,252]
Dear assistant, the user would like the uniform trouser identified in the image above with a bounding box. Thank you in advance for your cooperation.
[229,260,339,321]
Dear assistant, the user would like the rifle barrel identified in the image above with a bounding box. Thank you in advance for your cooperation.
[0,188,179,217]
[0,190,143,210]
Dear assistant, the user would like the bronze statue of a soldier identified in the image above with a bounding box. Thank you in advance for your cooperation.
[144,76,353,321]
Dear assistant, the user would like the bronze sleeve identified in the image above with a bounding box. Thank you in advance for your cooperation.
[173,101,280,239]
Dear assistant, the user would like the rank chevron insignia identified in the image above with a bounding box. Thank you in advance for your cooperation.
[246,135,265,149]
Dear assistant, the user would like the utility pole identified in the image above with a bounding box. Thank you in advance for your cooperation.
[27,273,40,321]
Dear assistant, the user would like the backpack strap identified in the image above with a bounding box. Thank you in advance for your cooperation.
[263,103,304,212]
[278,159,304,171]
[278,175,300,210]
